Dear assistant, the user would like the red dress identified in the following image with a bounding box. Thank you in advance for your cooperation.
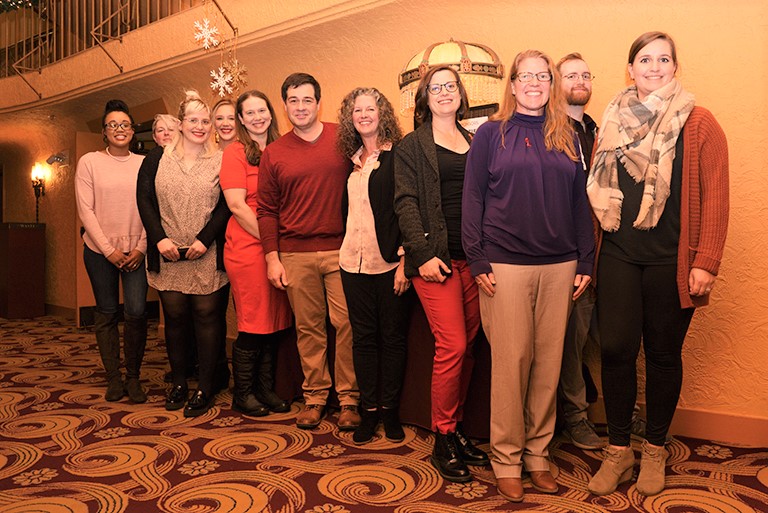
[220,141,293,333]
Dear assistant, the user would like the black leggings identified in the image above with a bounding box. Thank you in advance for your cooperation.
[160,284,230,395]
[597,253,694,446]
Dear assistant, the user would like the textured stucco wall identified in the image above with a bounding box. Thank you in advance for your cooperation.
[0,0,766,427]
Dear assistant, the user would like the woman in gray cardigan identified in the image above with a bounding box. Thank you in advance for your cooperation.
[394,65,489,483]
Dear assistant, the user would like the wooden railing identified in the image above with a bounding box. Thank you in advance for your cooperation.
[0,0,202,80]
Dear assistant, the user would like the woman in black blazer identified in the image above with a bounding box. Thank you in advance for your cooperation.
[337,87,411,445]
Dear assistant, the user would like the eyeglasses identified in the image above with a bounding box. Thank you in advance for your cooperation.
[513,72,552,83]
[104,121,135,131]
[427,81,459,95]
[184,117,211,127]
[562,72,595,82]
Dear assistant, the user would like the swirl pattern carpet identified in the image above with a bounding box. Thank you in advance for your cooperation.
[1,316,766,512]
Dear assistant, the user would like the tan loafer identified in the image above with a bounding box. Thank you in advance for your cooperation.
[296,404,324,429]
[529,470,558,493]
[497,477,524,502]
[338,405,361,431]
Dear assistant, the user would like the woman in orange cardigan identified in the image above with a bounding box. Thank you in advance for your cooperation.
[586,31,729,497]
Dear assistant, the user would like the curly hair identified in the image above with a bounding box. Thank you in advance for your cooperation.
[336,87,403,159]
[491,50,576,159]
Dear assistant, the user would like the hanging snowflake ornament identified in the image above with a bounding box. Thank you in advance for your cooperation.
[224,57,248,92]
[194,18,220,50]
[210,66,233,97]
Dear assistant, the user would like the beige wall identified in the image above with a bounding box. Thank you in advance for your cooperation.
[1,0,766,442]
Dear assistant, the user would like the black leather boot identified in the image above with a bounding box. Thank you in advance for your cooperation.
[94,311,124,401]
[455,423,490,465]
[353,409,380,444]
[431,432,472,482]
[380,407,405,442]
[123,313,147,403]
[253,339,290,412]
[231,346,268,417]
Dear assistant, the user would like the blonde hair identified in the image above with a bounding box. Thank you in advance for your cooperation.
[152,113,180,133]
[491,50,576,160]
[167,89,218,157]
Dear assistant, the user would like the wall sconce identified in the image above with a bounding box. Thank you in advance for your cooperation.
[46,152,67,165]
[31,162,49,224]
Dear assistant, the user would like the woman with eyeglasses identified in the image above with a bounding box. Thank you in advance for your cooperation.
[394,65,489,483]
[220,90,293,417]
[462,50,595,502]
[137,90,231,418]
[587,32,728,497]
[212,98,237,150]
[75,99,148,404]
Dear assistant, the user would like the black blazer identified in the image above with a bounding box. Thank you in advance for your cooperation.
[136,146,230,273]
[341,148,401,263]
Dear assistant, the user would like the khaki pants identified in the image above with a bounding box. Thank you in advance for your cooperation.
[480,261,576,478]
[281,250,358,406]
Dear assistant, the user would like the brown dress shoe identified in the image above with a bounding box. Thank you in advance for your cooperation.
[338,405,361,431]
[296,404,324,429]
[497,477,524,502]
[529,470,558,493]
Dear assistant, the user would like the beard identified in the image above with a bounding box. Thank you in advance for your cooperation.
[566,88,591,106]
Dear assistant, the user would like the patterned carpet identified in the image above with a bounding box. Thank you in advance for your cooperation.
[1,316,766,513]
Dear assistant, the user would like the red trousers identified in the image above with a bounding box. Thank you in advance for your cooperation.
[412,259,481,434]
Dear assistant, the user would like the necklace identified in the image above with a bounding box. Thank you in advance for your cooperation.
[105,147,131,162]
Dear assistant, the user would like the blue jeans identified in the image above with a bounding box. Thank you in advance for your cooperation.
[83,245,147,317]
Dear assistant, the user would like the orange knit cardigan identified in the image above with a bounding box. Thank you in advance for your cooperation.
[677,106,729,309]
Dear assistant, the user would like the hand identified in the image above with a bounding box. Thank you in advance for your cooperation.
[475,272,496,297]
[689,267,716,296]
[119,249,145,272]
[572,274,592,300]
[265,252,288,290]
[106,249,126,268]
[418,257,450,283]
[185,240,207,260]
[393,261,410,296]
[157,238,179,262]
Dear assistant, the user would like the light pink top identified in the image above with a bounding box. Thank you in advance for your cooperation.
[339,142,398,275]
[75,150,147,257]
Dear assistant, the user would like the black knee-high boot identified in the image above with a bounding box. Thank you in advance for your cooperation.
[254,336,290,412]
[94,311,124,401]
[231,344,268,417]
[123,313,147,403]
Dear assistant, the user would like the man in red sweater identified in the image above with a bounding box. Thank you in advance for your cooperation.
[257,72,359,430]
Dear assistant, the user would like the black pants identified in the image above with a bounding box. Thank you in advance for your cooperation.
[597,253,694,446]
[341,268,411,410]
[160,284,230,395]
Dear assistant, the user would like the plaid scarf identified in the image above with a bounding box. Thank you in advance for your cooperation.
[587,79,694,231]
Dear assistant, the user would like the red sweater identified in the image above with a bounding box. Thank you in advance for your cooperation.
[257,122,351,253]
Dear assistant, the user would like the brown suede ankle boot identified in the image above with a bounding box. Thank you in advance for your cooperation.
[636,440,667,496]
[588,445,635,495]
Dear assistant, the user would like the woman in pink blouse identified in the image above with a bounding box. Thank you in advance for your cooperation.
[75,99,148,404]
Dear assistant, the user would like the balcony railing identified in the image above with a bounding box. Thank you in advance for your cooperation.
[1,0,202,79]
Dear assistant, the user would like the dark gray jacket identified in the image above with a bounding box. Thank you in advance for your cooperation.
[393,121,472,278]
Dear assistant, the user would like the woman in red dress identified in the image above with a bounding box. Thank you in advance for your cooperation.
[220,90,294,416]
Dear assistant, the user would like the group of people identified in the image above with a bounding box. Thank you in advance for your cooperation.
[74,30,728,502]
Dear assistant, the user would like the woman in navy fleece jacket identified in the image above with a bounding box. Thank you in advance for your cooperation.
[462,49,595,503]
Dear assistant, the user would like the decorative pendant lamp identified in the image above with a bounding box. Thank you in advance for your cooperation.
[398,38,504,115]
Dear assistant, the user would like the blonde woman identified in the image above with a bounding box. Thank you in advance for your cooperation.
[137,90,230,418]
